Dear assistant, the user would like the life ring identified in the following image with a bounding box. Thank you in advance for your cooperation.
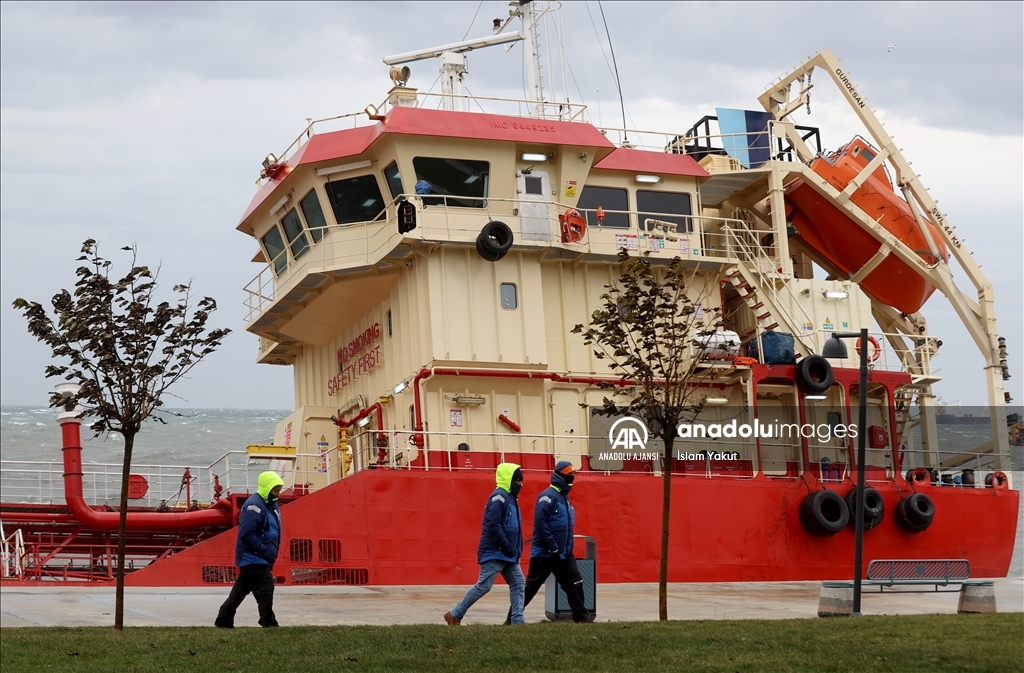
[798,490,849,537]
[907,467,930,485]
[795,355,835,394]
[855,335,882,362]
[988,471,1009,490]
[476,221,514,262]
[559,208,587,243]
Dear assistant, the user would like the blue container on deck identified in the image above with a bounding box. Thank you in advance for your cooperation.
[749,331,796,364]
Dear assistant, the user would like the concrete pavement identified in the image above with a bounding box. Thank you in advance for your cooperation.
[2,579,1021,628]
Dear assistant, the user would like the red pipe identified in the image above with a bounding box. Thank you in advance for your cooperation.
[332,401,383,432]
[411,368,433,446]
[59,417,233,532]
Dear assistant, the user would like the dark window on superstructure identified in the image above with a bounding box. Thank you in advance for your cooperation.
[524,176,543,195]
[324,175,386,225]
[637,190,692,232]
[261,227,288,275]
[577,186,629,228]
[299,190,327,243]
[281,209,309,260]
[386,310,393,337]
[500,283,518,310]
[412,157,488,208]
[383,161,404,201]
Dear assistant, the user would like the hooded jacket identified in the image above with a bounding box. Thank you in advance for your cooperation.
[477,463,523,564]
[530,472,575,559]
[235,471,285,567]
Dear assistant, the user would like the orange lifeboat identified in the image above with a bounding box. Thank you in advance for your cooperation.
[783,137,948,313]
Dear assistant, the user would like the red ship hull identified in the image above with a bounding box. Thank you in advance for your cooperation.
[113,468,1016,587]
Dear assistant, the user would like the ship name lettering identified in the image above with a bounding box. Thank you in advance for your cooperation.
[834,68,866,109]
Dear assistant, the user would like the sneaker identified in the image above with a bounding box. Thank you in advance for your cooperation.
[214,621,233,629]
[502,617,512,626]
[444,611,461,626]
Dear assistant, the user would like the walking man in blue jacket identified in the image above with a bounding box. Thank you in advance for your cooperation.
[508,460,591,623]
[215,471,285,628]
[445,463,526,626]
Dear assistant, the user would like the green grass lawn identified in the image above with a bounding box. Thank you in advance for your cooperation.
[2,614,1021,673]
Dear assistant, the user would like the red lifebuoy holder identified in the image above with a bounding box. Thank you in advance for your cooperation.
[856,335,882,362]
[559,208,587,243]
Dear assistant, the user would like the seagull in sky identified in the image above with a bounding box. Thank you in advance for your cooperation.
[887,44,898,52]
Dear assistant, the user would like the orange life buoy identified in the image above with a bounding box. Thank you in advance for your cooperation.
[856,335,882,362]
[559,208,587,243]
[908,467,930,485]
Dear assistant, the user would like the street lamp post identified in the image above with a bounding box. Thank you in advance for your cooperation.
[822,328,869,617]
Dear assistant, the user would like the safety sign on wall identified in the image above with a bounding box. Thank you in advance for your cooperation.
[450,409,464,428]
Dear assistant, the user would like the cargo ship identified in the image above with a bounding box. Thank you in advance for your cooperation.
[1,3,1017,586]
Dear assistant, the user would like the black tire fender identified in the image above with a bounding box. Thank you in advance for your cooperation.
[799,489,849,537]
[894,493,935,533]
[476,221,514,261]
[795,355,834,394]
[844,487,885,531]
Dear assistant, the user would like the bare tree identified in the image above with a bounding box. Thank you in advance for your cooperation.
[12,239,230,629]
[573,251,722,620]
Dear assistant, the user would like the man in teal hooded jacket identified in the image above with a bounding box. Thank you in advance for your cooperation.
[215,471,284,628]
[444,463,525,625]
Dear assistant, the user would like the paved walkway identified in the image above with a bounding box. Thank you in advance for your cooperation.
[2,579,1021,628]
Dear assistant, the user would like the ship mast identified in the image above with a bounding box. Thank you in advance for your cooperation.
[383,1,570,118]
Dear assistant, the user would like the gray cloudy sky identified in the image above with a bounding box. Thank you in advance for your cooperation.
[2,1,1021,410]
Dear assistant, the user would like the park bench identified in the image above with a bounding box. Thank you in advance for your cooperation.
[818,559,996,616]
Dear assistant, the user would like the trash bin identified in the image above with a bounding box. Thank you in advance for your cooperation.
[544,535,597,621]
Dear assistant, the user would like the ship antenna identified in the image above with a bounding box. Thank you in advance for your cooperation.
[597,1,628,144]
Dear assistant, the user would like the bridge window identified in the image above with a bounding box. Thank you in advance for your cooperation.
[577,186,629,228]
[412,157,488,208]
[261,226,288,275]
[325,174,386,225]
[299,190,327,243]
[281,208,309,260]
[383,161,404,201]
[637,190,692,232]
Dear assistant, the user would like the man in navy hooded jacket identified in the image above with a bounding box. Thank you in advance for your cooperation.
[508,460,591,623]
[445,463,526,625]
[215,471,284,628]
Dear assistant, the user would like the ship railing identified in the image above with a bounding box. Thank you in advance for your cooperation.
[242,192,758,326]
[0,456,252,509]
[899,447,1014,487]
[257,96,590,188]
[390,91,588,122]
[594,119,817,165]
[1,522,25,578]
[720,222,818,354]
[806,329,941,378]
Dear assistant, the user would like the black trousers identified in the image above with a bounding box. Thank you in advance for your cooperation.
[215,564,278,627]
[508,553,590,623]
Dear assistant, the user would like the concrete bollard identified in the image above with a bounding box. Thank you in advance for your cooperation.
[818,581,854,617]
[957,581,996,614]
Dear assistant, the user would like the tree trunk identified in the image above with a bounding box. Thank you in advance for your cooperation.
[115,433,134,630]
[659,436,674,620]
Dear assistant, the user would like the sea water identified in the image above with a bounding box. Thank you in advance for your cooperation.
[1,406,285,466]
[1,405,1021,578]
